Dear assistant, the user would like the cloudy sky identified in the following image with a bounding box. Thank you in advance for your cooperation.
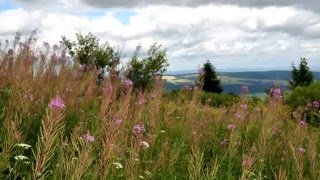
[1,0,320,71]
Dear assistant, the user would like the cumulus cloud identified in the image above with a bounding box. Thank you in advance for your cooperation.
[1,2,320,70]
[74,0,320,13]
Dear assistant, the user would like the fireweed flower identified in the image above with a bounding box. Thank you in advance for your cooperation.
[220,138,228,145]
[241,85,249,94]
[297,147,305,153]
[269,87,282,100]
[183,85,192,91]
[240,104,248,110]
[299,120,307,127]
[82,133,95,142]
[49,96,65,109]
[234,113,241,119]
[124,79,133,87]
[115,117,123,125]
[136,93,147,105]
[133,123,145,135]
[313,100,320,108]
[227,124,236,130]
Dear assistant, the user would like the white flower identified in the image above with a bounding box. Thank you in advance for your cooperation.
[139,175,144,179]
[113,162,123,169]
[14,155,29,161]
[16,143,31,149]
[160,130,166,133]
[140,141,150,149]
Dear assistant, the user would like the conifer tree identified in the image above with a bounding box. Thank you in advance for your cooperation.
[289,57,314,89]
[200,60,223,93]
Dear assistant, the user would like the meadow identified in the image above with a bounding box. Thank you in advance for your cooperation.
[0,38,320,180]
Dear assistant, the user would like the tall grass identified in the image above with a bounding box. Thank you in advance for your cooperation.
[0,36,320,179]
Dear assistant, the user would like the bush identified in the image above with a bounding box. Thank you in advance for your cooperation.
[286,81,320,126]
[200,92,238,107]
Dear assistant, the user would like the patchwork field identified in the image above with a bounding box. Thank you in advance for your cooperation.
[164,71,320,95]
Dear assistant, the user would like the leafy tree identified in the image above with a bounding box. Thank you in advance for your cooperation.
[61,32,117,71]
[289,57,313,89]
[199,60,223,93]
[127,43,169,90]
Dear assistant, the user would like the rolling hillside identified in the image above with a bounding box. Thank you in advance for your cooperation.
[163,70,320,95]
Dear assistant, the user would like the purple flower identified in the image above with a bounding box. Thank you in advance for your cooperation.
[227,124,236,130]
[124,79,133,87]
[269,87,282,100]
[220,138,228,145]
[313,100,319,108]
[183,85,192,91]
[82,133,95,142]
[136,93,147,105]
[133,123,145,135]
[297,147,305,153]
[299,120,307,126]
[241,85,249,94]
[234,113,241,119]
[49,96,65,109]
[240,104,248,110]
[115,117,123,125]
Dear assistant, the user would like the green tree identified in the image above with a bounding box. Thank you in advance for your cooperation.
[199,60,223,93]
[61,32,117,71]
[127,43,169,90]
[289,57,314,89]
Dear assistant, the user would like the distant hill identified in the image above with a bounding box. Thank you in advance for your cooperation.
[163,70,320,95]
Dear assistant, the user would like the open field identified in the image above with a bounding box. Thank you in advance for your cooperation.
[0,52,320,179]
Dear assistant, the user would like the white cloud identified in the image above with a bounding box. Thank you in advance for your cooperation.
[1,3,320,70]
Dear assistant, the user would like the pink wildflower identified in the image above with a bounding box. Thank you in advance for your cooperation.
[220,138,228,145]
[183,85,192,91]
[115,117,123,125]
[313,100,319,108]
[124,79,133,86]
[49,96,65,109]
[269,87,282,100]
[234,113,241,119]
[297,147,305,153]
[133,123,145,135]
[299,120,307,127]
[82,133,95,142]
[240,104,248,110]
[241,85,249,94]
[227,124,236,130]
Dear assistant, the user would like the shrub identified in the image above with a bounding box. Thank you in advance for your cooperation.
[286,81,320,126]
[200,92,238,107]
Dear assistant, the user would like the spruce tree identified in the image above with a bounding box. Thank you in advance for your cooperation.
[289,57,314,89]
[200,60,223,93]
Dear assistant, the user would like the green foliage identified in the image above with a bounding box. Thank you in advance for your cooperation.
[61,32,117,71]
[127,43,169,90]
[286,81,320,108]
[200,60,223,93]
[289,57,314,89]
[286,81,320,126]
[200,92,238,107]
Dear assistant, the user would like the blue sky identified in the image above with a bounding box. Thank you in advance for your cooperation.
[1,0,320,71]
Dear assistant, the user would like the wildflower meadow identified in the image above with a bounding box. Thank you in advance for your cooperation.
[0,33,320,180]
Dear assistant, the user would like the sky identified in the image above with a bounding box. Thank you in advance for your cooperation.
[0,0,320,71]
